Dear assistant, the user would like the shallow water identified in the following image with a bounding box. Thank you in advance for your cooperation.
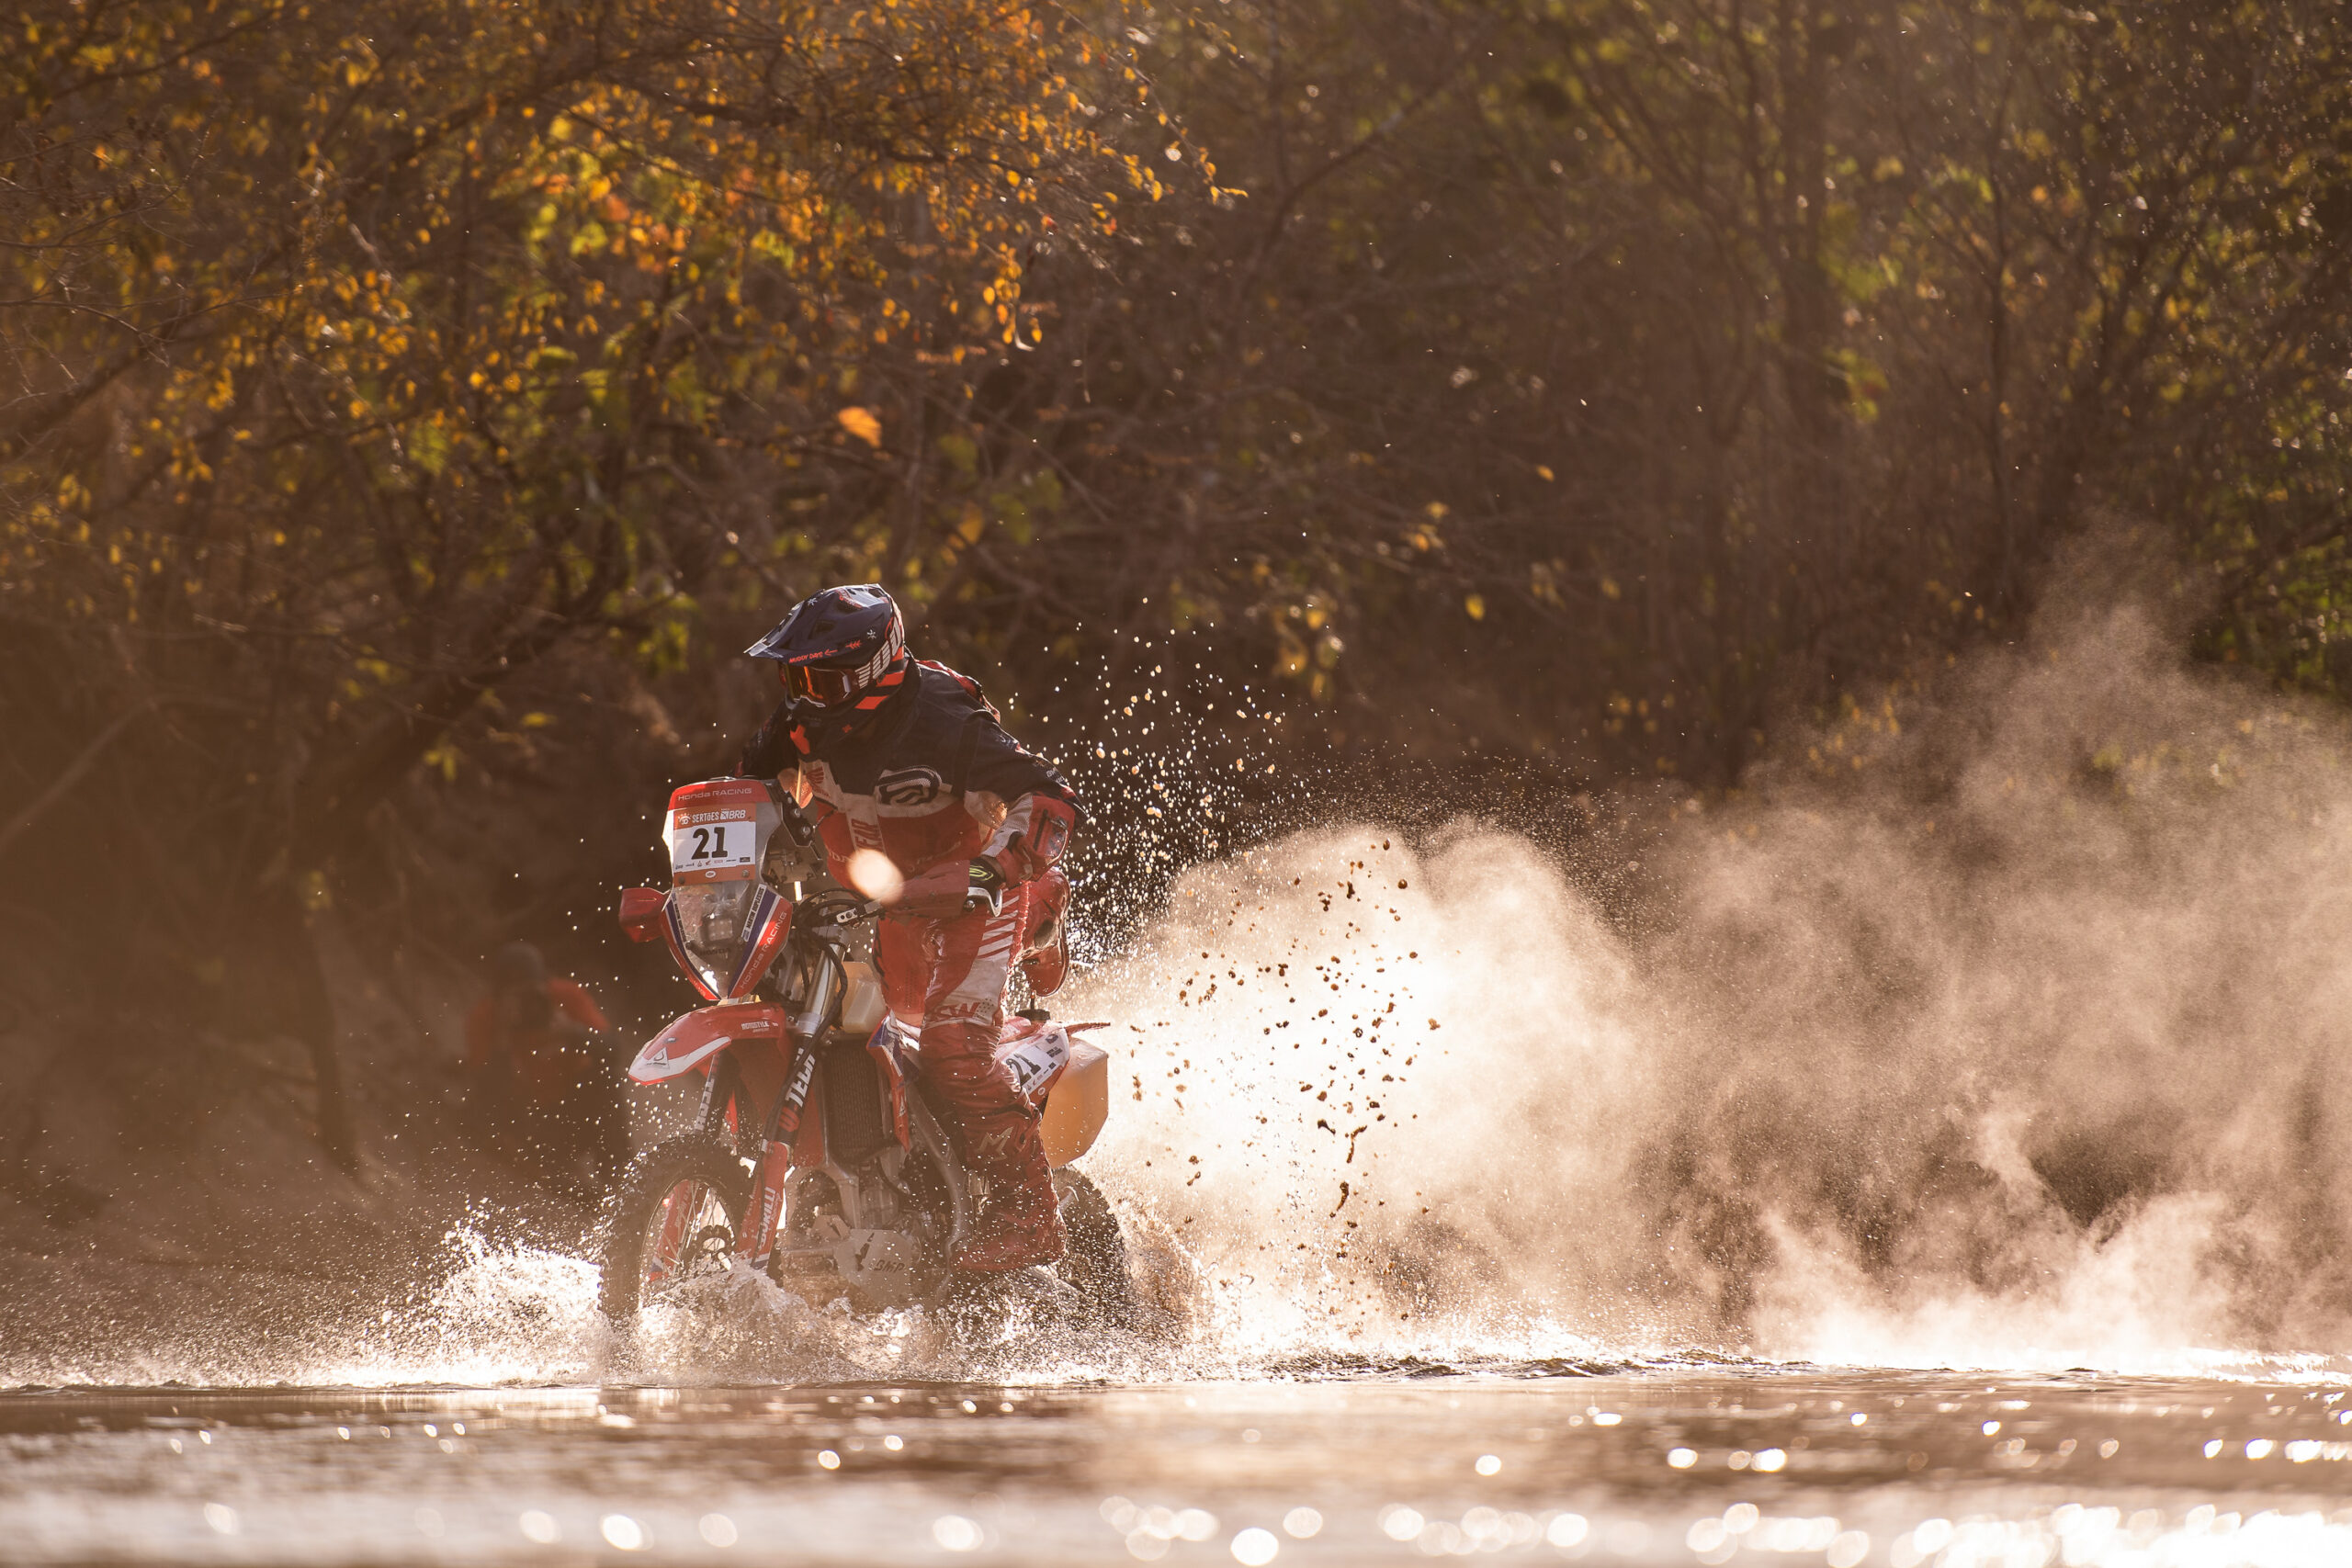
[7,1369,2352,1565]
[20,758,2352,1565]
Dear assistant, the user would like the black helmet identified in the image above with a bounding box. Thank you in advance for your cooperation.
[746,583,909,721]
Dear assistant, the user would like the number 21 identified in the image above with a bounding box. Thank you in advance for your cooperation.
[690,825,729,860]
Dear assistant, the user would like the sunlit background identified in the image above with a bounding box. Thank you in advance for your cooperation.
[6,0,2352,1562]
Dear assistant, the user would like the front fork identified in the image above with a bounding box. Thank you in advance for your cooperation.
[664,950,839,1277]
[642,1047,805,1286]
[716,1034,820,1273]
[733,946,840,1270]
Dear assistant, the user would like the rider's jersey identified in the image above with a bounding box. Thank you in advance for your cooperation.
[743,660,1080,887]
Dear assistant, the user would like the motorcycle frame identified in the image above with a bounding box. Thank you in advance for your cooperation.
[633,907,975,1285]
[617,778,1098,1302]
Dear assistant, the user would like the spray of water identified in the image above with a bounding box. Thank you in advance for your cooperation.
[14,568,2352,1385]
[1069,590,2352,1376]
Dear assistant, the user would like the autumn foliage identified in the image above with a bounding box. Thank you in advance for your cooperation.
[1,0,1171,1159]
[4,1,2350,1167]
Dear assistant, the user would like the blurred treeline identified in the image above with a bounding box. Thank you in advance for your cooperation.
[3,1,2348,1168]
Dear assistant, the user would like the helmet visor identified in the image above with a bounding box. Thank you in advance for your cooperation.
[781,660,862,707]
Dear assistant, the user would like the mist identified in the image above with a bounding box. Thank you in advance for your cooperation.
[1072,588,2352,1374]
[15,581,2352,1391]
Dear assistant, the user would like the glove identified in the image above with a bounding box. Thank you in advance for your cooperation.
[964,859,1006,915]
[891,859,1007,919]
[736,700,796,780]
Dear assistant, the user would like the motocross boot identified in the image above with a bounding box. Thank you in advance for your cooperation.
[953,1109,1067,1273]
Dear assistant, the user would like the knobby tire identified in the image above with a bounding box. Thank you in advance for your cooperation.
[597,1134,752,1322]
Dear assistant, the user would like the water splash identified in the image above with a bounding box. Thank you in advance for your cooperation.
[1064,596,2352,1378]
[17,581,2352,1387]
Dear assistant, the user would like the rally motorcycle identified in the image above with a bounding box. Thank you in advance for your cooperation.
[596,776,1129,1324]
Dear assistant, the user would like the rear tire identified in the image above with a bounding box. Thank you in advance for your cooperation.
[598,1134,752,1322]
[1052,1168,1134,1327]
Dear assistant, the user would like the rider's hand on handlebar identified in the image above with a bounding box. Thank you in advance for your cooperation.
[963,859,1005,916]
[888,858,1009,919]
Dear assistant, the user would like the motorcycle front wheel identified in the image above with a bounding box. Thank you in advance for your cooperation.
[597,1134,752,1322]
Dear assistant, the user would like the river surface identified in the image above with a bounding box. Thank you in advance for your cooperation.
[7,1367,2352,1566]
[17,795,2352,1564]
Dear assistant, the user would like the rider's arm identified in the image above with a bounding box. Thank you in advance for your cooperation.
[890,717,1080,919]
[962,717,1080,886]
[736,698,798,780]
[979,791,1078,886]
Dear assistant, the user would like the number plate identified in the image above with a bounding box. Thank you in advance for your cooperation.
[999,1024,1072,1105]
[662,778,775,886]
[668,809,759,881]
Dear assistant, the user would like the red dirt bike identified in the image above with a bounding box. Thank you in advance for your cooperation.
[596,776,1129,1324]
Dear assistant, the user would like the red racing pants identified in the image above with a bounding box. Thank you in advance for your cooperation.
[875,877,1064,1267]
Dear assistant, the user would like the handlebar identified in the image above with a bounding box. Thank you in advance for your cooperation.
[797,888,883,927]
[785,889,880,1040]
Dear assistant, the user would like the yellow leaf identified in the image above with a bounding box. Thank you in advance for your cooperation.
[837,406,883,446]
[1464,594,1486,621]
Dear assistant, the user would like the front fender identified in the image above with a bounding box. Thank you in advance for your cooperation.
[628,1000,792,1085]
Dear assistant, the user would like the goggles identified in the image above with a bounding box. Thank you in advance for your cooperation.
[780,660,865,707]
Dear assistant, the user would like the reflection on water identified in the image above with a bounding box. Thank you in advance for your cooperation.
[19,682,2352,1560]
[4,1373,2350,1565]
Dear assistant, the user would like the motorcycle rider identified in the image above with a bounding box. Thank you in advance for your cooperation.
[736,584,1079,1273]
[463,941,626,1192]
